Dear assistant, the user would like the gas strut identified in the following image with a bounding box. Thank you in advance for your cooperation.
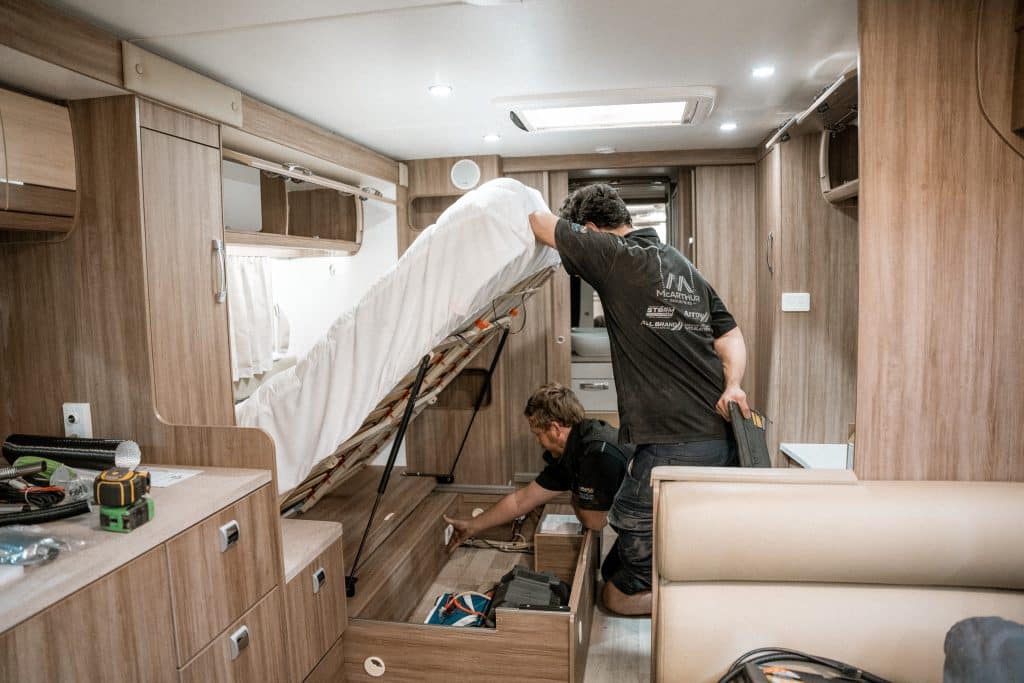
[346,353,432,598]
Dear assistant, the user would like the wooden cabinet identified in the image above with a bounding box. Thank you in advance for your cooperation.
[289,187,361,241]
[140,122,236,426]
[0,87,76,234]
[166,484,281,664]
[0,548,178,683]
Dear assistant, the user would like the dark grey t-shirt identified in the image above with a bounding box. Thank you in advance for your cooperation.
[555,220,736,445]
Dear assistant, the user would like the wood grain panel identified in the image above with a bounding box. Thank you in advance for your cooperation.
[977,0,1024,153]
[857,0,1024,480]
[179,587,288,683]
[140,126,236,426]
[301,465,436,575]
[0,548,177,683]
[548,172,572,387]
[260,173,288,234]
[6,183,75,216]
[344,610,570,682]
[166,484,281,665]
[284,534,348,681]
[407,155,501,197]
[568,530,598,683]
[776,135,858,449]
[0,209,73,231]
[304,635,346,683]
[288,187,360,241]
[348,492,459,621]
[1015,0,1024,134]
[138,98,219,147]
[754,146,782,459]
[0,86,75,189]
[693,165,758,402]
[0,95,280,480]
[502,148,758,173]
[0,0,124,87]
[241,95,397,183]
[535,531,583,585]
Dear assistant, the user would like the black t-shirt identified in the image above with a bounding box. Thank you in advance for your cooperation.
[534,419,630,510]
[555,220,737,445]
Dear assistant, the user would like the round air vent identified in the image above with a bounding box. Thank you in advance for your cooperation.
[450,158,481,190]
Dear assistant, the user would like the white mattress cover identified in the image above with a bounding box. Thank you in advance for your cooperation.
[236,179,560,493]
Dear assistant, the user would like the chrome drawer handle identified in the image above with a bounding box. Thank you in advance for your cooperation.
[218,520,240,552]
[212,238,227,304]
[229,625,250,660]
[579,382,610,391]
[313,567,327,594]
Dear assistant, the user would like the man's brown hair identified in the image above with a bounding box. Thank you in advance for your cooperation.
[524,382,585,429]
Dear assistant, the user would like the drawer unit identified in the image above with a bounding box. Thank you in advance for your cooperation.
[166,484,281,664]
[284,526,348,680]
[179,587,288,683]
[304,635,346,683]
[571,362,617,412]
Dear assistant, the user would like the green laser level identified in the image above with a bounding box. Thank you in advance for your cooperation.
[99,497,154,533]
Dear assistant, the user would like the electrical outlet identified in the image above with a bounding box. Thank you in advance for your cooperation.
[63,403,93,438]
[781,292,811,312]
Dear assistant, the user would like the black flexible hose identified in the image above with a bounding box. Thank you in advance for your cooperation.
[0,499,90,527]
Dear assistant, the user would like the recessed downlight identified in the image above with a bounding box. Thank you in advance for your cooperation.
[719,121,738,132]
[483,133,501,143]
[428,83,454,97]
[752,65,775,79]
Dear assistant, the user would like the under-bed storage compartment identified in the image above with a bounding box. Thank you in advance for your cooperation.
[298,467,598,682]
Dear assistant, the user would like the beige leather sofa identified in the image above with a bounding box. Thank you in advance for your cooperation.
[651,467,1024,682]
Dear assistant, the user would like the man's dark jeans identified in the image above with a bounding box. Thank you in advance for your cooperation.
[602,440,737,595]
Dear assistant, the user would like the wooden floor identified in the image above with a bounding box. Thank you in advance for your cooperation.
[583,527,651,683]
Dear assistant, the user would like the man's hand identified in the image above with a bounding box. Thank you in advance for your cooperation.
[716,384,751,421]
[443,514,476,554]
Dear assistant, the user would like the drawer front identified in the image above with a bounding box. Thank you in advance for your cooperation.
[180,587,287,683]
[167,484,280,664]
[305,635,346,683]
[571,377,618,412]
[571,362,613,379]
[285,535,348,680]
[0,548,177,683]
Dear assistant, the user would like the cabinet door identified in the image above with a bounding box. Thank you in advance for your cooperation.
[0,548,177,683]
[140,128,235,425]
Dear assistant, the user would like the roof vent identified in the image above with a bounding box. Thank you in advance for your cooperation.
[498,87,716,133]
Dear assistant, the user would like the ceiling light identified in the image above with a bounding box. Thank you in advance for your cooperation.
[428,84,453,97]
[720,121,738,131]
[752,65,775,79]
[498,87,717,133]
[483,133,501,143]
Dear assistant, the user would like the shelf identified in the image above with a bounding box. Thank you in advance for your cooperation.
[224,229,357,257]
[822,178,859,204]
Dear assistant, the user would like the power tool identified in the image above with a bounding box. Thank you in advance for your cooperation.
[99,497,155,533]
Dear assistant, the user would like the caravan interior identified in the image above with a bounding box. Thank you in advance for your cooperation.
[0,1,1022,682]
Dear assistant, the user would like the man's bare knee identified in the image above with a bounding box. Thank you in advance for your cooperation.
[602,581,652,616]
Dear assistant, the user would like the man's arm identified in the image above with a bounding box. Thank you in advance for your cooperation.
[713,326,751,419]
[443,481,559,553]
[529,210,559,248]
[571,498,608,531]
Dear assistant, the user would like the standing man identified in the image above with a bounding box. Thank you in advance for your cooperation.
[444,383,630,550]
[529,184,750,616]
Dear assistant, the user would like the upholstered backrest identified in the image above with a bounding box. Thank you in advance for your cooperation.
[651,467,1024,683]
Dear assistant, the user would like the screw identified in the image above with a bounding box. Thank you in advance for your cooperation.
[67,414,76,424]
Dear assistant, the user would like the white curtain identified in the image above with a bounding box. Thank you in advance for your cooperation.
[227,256,278,381]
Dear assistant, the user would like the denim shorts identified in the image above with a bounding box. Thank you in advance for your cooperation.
[603,440,737,595]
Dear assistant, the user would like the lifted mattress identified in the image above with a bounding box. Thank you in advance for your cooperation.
[235,179,560,499]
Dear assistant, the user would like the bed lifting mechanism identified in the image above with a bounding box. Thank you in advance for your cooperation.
[346,352,433,598]
[403,324,511,485]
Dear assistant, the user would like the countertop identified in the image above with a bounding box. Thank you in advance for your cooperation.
[0,465,271,633]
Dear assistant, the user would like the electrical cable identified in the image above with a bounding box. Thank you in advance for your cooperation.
[0,499,90,527]
[975,0,1024,161]
[717,647,891,683]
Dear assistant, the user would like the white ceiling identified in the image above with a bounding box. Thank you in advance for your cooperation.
[45,0,858,160]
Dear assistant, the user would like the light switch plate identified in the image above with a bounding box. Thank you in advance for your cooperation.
[63,403,93,438]
[781,292,811,312]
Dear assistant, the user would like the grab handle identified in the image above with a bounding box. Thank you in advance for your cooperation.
[212,238,227,303]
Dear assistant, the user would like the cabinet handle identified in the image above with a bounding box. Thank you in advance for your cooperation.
[218,519,240,552]
[212,238,227,303]
[766,231,775,277]
[579,382,610,391]
[313,567,327,594]
[229,625,250,660]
